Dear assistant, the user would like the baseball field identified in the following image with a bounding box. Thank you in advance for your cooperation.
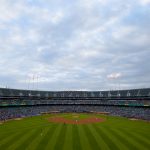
[0,113,150,150]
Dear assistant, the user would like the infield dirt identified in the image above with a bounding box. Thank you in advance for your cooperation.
[49,116,105,124]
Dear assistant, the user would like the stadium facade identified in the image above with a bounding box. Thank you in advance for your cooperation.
[0,88,150,120]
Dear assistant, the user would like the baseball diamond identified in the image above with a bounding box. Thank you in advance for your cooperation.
[0,88,150,150]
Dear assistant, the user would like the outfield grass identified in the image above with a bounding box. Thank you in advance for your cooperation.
[0,113,150,150]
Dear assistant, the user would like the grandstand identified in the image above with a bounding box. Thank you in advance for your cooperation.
[0,88,150,120]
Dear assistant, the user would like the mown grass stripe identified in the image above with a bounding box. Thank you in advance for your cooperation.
[108,128,140,150]
[26,126,52,150]
[72,125,82,150]
[44,124,62,150]
[120,128,150,141]
[63,125,73,150]
[53,124,67,150]
[0,131,19,144]
[14,127,43,150]
[0,130,28,150]
[78,125,91,150]
[0,132,20,147]
[119,128,150,150]
[88,124,110,150]
[0,122,52,135]
[93,124,120,150]
[36,125,57,150]
[134,130,150,140]
[83,125,101,150]
[102,126,129,150]
[8,129,36,150]
[115,126,150,137]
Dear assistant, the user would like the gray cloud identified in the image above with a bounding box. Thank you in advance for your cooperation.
[0,0,150,90]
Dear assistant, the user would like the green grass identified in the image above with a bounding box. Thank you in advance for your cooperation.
[0,113,150,150]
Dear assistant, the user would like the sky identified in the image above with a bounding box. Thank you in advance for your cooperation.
[0,0,150,91]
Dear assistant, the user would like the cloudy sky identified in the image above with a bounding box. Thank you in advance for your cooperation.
[0,0,150,91]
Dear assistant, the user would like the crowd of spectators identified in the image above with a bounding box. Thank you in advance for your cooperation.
[1,99,149,106]
[0,105,150,121]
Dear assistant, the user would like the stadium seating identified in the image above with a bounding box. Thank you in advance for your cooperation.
[0,88,150,121]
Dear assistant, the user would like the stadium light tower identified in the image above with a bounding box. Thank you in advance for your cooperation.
[32,74,35,90]
[36,74,40,90]
[27,75,31,90]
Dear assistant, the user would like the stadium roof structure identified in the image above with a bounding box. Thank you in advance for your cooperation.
[0,87,150,98]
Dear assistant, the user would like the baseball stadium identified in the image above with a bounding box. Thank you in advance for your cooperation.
[1,0,150,150]
[0,87,150,150]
